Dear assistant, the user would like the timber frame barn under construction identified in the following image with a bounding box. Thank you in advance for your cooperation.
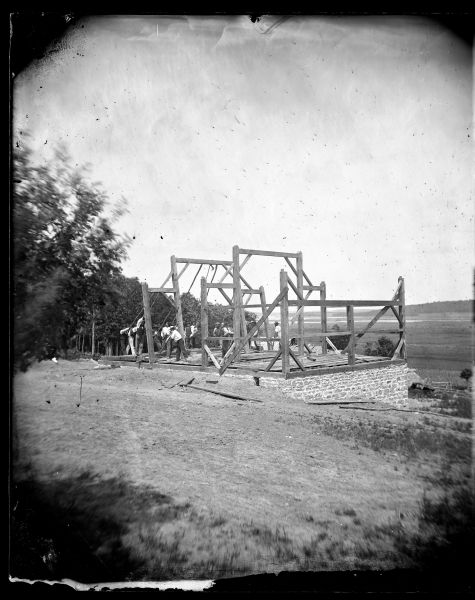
[138,246,407,389]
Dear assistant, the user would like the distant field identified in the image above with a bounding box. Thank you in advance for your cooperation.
[287,311,473,373]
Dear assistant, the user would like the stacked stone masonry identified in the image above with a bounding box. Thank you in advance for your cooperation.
[161,362,409,407]
[259,363,409,406]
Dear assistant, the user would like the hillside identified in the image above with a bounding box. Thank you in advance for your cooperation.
[406,300,472,315]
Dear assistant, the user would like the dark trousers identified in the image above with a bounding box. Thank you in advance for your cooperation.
[175,338,188,361]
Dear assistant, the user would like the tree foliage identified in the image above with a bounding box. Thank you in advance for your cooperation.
[460,368,472,382]
[364,336,396,357]
[12,140,130,370]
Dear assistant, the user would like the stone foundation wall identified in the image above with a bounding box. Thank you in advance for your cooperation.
[259,363,409,406]
[157,362,409,407]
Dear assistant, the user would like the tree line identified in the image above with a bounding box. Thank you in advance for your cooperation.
[12,138,255,370]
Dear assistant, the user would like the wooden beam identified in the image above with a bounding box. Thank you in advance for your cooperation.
[239,248,299,258]
[203,344,220,369]
[346,305,355,366]
[287,276,304,301]
[259,286,271,349]
[149,287,175,293]
[159,271,173,289]
[284,359,406,379]
[171,255,184,338]
[217,288,233,306]
[201,277,209,367]
[219,285,289,375]
[303,285,321,291]
[320,281,327,355]
[232,245,242,351]
[141,282,155,366]
[175,258,232,265]
[325,337,341,354]
[397,276,407,360]
[296,251,305,356]
[265,349,282,371]
[239,253,252,271]
[288,300,403,307]
[184,383,263,403]
[206,283,234,289]
[289,347,305,371]
[239,273,254,291]
[177,262,190,280]
[280,270,290,375]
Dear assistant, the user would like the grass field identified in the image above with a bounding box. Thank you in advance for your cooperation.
[288,310,473,373]
[11,358,473,584]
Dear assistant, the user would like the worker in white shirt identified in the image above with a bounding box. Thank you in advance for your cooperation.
[120,326,136,356]
[161,323,172,358]
[274,321,282,350]
[221,323,233,358]
[169,326,189,361]
[190,324,198,348]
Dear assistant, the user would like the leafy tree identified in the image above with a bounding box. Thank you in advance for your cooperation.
[460,368,472,383]
[180,292,200,327]
[12,139,130,370]
[364,336,396,358]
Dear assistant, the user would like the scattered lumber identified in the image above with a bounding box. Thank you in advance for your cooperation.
[307,399,377,405]
[338,405,457,418]
[183,383,263,403]
[163,377,195,389]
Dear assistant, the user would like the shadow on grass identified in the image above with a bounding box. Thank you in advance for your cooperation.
[10,471,187,583]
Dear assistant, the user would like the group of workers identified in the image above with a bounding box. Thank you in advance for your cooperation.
[120,318,198,362]
[121,316,282,361]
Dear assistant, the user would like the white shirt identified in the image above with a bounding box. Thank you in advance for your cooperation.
[190,325,197,335]
[274,325,281,337]
[161,326,170,338]
[170,329,182,342]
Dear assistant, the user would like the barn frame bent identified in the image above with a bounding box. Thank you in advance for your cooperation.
[138,245,407,381]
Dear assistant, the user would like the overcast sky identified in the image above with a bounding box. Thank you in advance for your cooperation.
[13,14,473,305]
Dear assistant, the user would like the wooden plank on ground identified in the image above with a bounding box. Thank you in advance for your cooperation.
[306,399,377,405]
[184,383,263,403]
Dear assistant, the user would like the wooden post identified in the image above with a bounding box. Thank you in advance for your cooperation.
[346,305,355,365]
[320,281,327,354]
[259,285,271,350]
[171,255,185,339]
[398,276,406,360]
[232,245,242,351]
[280,269,290,375]
[296,251,304,355]
[141,282,155,366]
[200,277,209,367]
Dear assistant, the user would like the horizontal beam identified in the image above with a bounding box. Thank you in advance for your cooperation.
[303,285,321,291]
[206,283,234,289]
[284,359,406,379]
[175,258,232,265]
[241,289,262,295]
[149,287,175,293]
[287,300,402,308]
[238,248,299,258]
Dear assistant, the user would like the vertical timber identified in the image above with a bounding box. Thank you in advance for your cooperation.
[141,282,155,366]
[398,276,406,359]
[346,305,355,365]
[200,277,208,367]
[320,281,327,354]
[259,285,271,350]
[280,269,290,375]
[171,255,185,339]
[232,245,242,352]
[296,251,304,355]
